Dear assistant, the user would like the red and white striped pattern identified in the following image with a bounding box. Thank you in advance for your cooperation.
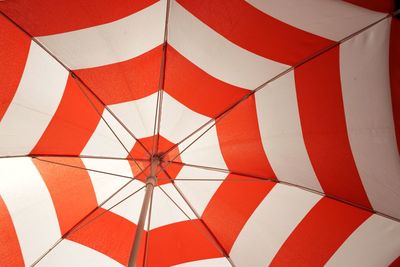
[1,0,400,266]
[2,158,399,266]
[0,157,134,266]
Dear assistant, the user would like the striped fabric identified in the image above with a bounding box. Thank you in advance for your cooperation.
[0,0,399,266]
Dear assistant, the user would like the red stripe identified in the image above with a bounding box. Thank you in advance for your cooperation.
[33,158,98,235]
[147,220,222,267]
[130,136,153,160]
[130,135,182,185]
[0,0,158,36]
[67,208,145,266]
[0,196,24,267]
[164,45,248,118]
[130,135,178,161]
[129,159,149,182]
[31,76,103,155]
[154,136,183,185]
[176,0,333,66]
[216,95,276,178]
[270,197,372,266]
[344,0,395,13]
[390,18,400,154]
[294,47,372,208]
[201,175,275,252]
[0,16,31,122]
[390,256,400,267]
[75,45,162,105]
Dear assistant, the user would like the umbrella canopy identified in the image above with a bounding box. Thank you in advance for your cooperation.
[1,0,400,266]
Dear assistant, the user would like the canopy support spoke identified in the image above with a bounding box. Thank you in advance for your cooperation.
[160,167,236,267]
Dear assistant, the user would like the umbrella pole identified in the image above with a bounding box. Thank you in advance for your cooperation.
[127,158,158,267]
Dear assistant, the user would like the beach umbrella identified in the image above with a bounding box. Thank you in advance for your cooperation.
[1,0,400,266]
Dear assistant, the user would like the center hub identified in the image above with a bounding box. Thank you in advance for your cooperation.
[129,135,184,185]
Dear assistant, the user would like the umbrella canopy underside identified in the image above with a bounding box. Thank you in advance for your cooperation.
[0,0,400,266]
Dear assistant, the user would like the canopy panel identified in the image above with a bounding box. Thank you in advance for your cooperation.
[0,0,400,266]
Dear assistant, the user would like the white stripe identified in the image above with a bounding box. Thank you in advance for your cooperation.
[81,158,133,204]
[109,92,158,139]
[0,158,61,265]
[0,41,68,156]
[230,184,321,267]
[168,1,288,89]
[326,215,400,267]
[246,0,385,41]
[255,71,322,191]
[105,182,197,230]
[178,125,227,170]
[175,166,227,215]
[37,239,123,267]
[82,109,136,158]
[37,0,166,69]
[160,92,210,143]
[149,184,196,230]
[102,179,145,225]
[172,257,231,267]
[340,18,400,219]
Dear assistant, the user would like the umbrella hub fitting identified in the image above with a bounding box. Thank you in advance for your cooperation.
[146,155,161,185]
[145,175,156,186]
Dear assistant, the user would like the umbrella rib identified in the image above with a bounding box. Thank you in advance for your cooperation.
[72,76,151,157]
[31,164,151,266]
[158,185,192,218]
[159,168,236,267]
[151,0,171,157]
[31,185,146,266]
[0,11,152,159]
[161,163,400,224]
[34,156,147,180]
[160,160,281,182]
[159,178,273,182]
[33,154,148,161]
[1,154,149,180]
[66,185,146,237]
[0,154,148,162]
[163,160,229,173]
[73,78,144,172]
[151,85,162,156]
[160,12,394,159]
